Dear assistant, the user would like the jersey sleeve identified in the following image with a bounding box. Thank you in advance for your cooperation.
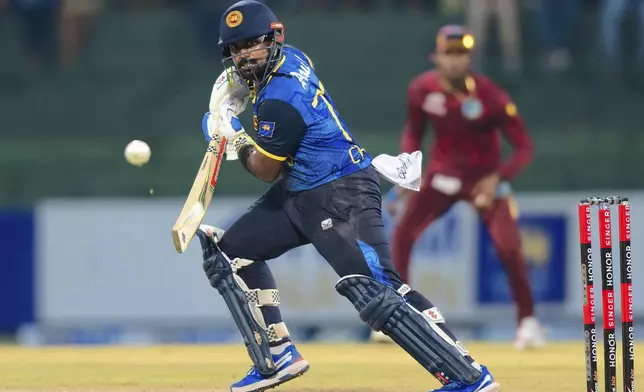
[400,77,427,153]
[494,89,534,180]
[253,99,308,162]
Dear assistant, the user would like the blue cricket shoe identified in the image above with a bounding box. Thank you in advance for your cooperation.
[230,344,310,392]
[431,365,500,392]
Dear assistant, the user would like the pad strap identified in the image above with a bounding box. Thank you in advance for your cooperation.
[230,257,254,270]
[246,289,280,307]
[267,322,290,342]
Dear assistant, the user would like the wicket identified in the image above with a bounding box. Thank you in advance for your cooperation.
[578,197,634,392]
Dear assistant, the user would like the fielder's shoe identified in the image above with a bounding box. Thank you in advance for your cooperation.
[230,344,310,392]
[431,365,500,392]
[514,316,546,350]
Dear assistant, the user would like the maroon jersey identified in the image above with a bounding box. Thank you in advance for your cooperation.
[400,70,533,181]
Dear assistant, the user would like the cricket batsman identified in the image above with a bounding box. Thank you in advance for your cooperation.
[377,25,545,349]
[196,2,501,392]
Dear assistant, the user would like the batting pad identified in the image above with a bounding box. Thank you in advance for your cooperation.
[335,274,481,385]
[197,230,289,376]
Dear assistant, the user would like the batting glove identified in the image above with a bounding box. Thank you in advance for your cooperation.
[202,105,253,160]
[208,67,250,116]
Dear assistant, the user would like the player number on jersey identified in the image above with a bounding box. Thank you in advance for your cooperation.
[292,58,354,144]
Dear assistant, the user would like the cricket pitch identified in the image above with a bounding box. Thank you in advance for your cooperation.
[0,342,641,391]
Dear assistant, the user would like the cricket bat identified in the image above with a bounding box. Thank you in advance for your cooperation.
[171,134,227,254]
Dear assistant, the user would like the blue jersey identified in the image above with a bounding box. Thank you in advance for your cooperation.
[251,46,372,192]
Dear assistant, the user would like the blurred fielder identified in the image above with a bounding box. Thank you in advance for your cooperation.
[374,25,545,349]
[197,2,501,392]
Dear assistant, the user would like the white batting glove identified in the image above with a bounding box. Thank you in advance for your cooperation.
[202,68,251,160]
[209,67,250,117]
[219,105,248,161]
[202,104,253,161]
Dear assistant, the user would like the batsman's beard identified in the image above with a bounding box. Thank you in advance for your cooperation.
[236,56,268,82]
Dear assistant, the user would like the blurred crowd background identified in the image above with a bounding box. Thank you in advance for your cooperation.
[1,0,643,204]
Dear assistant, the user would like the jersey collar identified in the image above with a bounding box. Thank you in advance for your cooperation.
[252,54,287,105]
[439,74,477,101]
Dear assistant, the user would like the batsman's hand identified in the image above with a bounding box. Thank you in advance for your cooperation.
[209,67,250,117]
[201,104,253,160]
[196,225,224,261]
[201,67,250,159]
[202,105,245,141]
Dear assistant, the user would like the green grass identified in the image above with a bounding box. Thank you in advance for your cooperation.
[1,342,640,391]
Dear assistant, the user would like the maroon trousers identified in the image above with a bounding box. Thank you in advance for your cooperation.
[391,174,535,323]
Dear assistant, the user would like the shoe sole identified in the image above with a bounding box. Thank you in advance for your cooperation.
[230,360,310,392]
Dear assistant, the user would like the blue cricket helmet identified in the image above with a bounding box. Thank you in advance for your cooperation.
[219,1,282,46]
[218,0,285,85]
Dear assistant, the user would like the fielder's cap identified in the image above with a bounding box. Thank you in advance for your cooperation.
[435,24,475,52]
[219,0,282,47]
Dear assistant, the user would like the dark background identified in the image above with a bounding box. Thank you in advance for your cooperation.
[1,0,643,204]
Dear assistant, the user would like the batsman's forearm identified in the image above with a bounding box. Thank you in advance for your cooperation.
[234,132,270,181]
[238,145,258,176]
[238,146,276,183]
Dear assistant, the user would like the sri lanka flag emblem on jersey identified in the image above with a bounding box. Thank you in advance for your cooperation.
[258,121,275,138]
